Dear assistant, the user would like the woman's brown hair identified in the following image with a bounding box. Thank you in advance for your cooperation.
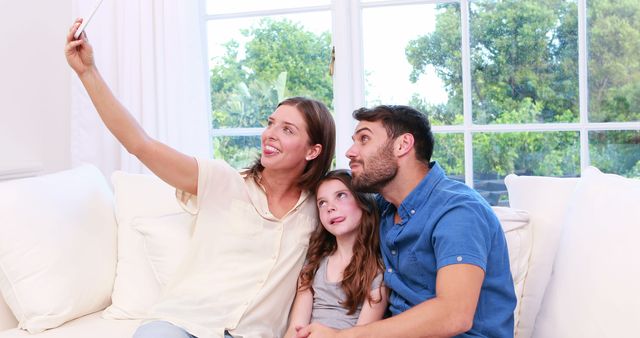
[299,169,384,315]
[247,97,336,191]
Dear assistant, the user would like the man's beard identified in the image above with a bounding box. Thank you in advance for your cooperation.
[352,140,398,193]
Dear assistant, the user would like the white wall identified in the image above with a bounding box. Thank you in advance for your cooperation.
[0,0,72,179]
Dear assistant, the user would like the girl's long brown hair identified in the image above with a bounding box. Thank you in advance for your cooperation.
[299,169,384,315]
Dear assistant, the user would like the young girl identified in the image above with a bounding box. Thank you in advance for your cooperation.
[284,169,388,337]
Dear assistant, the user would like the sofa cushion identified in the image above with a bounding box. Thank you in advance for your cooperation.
[492,206,532,329]
[0,312,139,338]
[0,294,17,331]
[103,172,194,319]
[0,165,116,333]
[504,174,578,338]
[533,167,640,338]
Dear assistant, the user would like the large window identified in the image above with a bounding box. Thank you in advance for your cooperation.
[204,1,333,169]
[202,0,640,205]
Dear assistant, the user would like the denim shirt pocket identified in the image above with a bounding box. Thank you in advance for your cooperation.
[404,252,436,297]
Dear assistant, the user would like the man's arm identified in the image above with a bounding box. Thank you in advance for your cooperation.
[297,263,484,338]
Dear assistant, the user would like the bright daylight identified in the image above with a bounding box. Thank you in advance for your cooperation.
[1,1,639,338]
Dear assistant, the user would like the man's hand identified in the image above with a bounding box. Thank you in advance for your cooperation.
[295,323,340,338]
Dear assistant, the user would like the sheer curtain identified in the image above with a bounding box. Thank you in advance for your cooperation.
[71,0,211,176]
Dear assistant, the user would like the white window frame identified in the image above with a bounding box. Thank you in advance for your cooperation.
[201,0,640,186]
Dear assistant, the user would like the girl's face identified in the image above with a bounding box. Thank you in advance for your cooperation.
[316,179,363,239]
[260,104,319,172]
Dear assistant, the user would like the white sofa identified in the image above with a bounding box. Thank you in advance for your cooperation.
[0,164,638,338]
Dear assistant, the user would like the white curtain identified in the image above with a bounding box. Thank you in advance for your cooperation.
[71,0,211,176]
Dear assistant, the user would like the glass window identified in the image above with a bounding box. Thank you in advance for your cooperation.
[587,0,640,123]
[433,132,465,182]
[206,10,332,165]
[208,12,332,129]
[362,3,459,126]
[470,0,579,125]
[201,0,640,200]
[213,135,261,169]
[473,131,580,205]
[589,130,640,178]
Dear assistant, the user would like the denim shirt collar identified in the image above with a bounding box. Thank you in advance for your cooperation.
[380,161,445,222]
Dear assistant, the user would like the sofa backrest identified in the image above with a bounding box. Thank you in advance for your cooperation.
[0,294,17,331]
[529,168,640,338]
[0,166,537,334]
[505,174,579,338]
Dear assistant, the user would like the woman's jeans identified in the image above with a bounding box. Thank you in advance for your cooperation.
[133,321,234,338]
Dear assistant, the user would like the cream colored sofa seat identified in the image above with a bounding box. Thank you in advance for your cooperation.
[0,312,139,338]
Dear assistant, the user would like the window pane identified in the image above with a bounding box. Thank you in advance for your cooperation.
[207,0,330,15]
[207,12,332,129]
[213,136,261,169]
[587,1,640,122]
[433,133,464,183]
[473,131,580,205]
[362,3,459,126]
[589,130,640,178]
[470,0,579,124]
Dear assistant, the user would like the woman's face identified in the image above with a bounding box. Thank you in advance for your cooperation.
[315,179,362,240]
[260,104,318,173]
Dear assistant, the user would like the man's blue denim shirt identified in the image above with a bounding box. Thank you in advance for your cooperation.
[377,162,516,338]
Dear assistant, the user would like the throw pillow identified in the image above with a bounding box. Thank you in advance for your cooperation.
[0,165,116,333]
[133,213,195,287]
[102,172,194,319]
[504,174,578,338]
[492,206,532,329]
[532,167,640,338]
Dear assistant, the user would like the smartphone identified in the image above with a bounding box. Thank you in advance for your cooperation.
[74,0,105,39]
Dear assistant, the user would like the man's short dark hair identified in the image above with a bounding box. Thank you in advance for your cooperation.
[353,105,434,164]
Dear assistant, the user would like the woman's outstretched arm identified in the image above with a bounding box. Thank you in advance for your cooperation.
[64,19,198,194]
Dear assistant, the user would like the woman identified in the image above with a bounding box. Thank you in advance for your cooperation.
[65,19,336,338]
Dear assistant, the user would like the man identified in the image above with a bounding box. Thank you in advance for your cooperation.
[297,105,516,337]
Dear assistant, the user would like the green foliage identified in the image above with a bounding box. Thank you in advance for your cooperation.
[589,130,640,177]
[433,132,465,176]
[243,19,333,102]
[209,18,333,166]
[406,3,462,124]
[588,0,640,122]
[212,136,261,169]
[629,161,640,178]
[406,0,639,180]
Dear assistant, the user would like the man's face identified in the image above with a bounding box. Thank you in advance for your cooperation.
[346,120,398,193]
